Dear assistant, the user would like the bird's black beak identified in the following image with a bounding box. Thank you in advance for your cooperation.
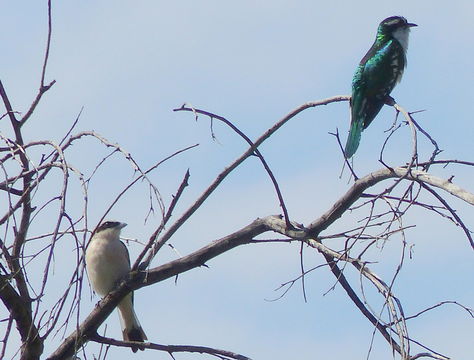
[407,22,418,27]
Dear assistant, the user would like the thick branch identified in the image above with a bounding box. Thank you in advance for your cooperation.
[308,167,474,236]
[0,275,43,359]
[49,165,474,358]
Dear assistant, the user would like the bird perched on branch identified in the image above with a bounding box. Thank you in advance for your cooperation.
[85,221,147,352]
[344,16,417,159]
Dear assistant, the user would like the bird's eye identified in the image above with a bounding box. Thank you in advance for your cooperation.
[99,221,115,230]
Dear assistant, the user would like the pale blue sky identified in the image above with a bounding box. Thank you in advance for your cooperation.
[1,1,473,360]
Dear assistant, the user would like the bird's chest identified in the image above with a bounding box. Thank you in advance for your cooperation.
[86,240,130,296]
[387,50,405,84]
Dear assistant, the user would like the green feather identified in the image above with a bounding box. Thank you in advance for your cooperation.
[344,117,363,159]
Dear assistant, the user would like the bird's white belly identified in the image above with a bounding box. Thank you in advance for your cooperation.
[86,240,129,296]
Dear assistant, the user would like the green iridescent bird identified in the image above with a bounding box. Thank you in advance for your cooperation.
[344,16,417,159]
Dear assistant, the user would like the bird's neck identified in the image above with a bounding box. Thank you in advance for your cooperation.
[392,27,410,52]
[377,29,410,52]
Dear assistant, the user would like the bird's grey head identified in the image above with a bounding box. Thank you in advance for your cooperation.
[94,221,127,238]
[378,16,417,51]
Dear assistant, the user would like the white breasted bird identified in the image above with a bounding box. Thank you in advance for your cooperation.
[85,221,147,352]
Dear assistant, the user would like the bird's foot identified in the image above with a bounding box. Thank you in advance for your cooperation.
[384,95,396,106]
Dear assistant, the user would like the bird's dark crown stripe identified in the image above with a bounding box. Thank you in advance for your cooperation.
[97,221,121,232]
[385,17,406,26]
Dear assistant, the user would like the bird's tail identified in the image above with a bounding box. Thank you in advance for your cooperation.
[344,120,363,159]
[118,295,147,352]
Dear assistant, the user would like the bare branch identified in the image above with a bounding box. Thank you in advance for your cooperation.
[141,96,350,267]
[21,0,56,127]
[308,167,474,236]
[175,104,293,228]
[133,169,191,270]
[90,334,253,360]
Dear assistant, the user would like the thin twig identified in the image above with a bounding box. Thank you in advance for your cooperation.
[174,104,293,228]
[21,0,56,126]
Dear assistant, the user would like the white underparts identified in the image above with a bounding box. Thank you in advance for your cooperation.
[392,27,410,52]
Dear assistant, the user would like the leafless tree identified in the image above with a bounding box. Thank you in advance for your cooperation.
[1,3,472,360]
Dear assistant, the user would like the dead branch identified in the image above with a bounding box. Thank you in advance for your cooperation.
[49,161,474,359]
[90,333,252,360]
